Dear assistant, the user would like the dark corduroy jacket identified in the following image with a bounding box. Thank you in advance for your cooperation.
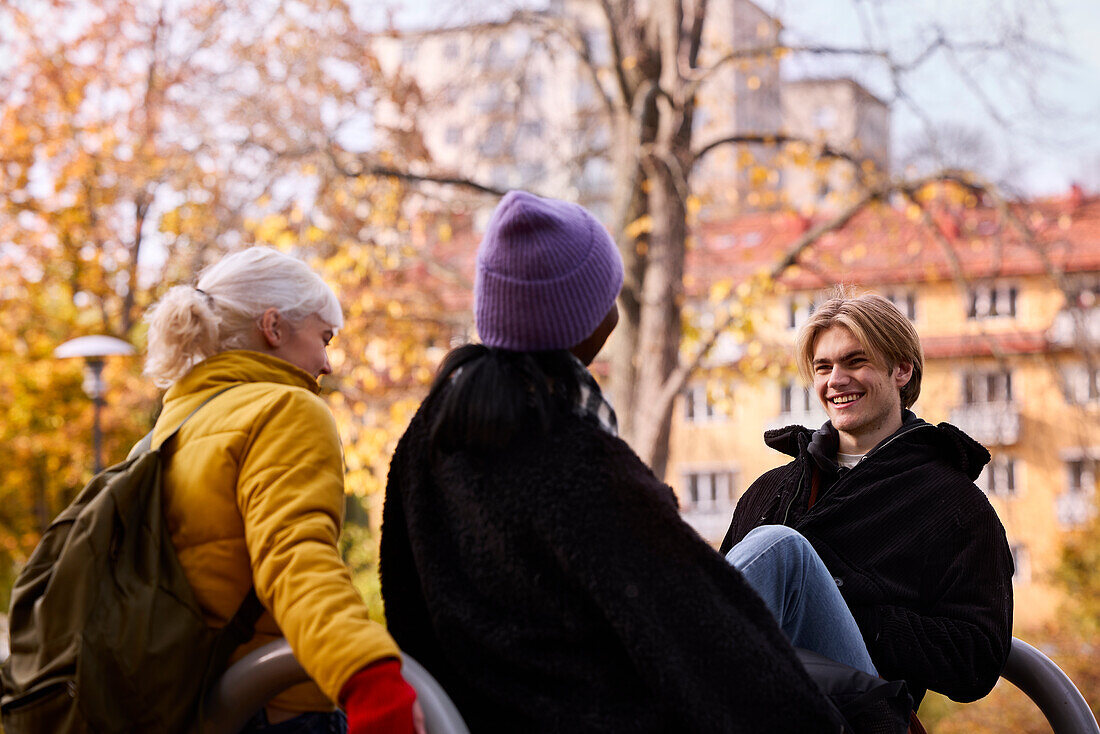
[720,414,1014,706]
[380,395,842,733]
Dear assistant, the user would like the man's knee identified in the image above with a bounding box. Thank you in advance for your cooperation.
[725,524,813,568]
[744,524,812,553]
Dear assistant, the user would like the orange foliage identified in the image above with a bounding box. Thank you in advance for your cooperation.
[0,0,468,606]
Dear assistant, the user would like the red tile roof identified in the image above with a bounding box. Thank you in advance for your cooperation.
[921,331,1058,360]
[388,189,1100,368]
[687,189,1100,293]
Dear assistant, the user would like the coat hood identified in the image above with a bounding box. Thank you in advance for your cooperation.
[764,411,990,481]
[926,421,991,481]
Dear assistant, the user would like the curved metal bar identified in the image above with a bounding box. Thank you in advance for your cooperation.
[202,639,470,734]
[401,654,471,734]
[1002,637,1099,734]
[202,641,312,734]
[196,634,1100,734]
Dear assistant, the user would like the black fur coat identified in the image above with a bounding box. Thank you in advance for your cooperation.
[381,396,841,733]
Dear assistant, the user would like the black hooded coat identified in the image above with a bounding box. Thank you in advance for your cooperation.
[720,413,1014,706]
[381,391,844,733]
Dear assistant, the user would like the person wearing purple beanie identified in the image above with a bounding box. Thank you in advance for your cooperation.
[379,191,844,733]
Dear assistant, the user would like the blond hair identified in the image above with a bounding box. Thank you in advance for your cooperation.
[795,287,924,409]
[144,247,343,388]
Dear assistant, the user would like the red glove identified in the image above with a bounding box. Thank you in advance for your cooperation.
[339,658,417,734]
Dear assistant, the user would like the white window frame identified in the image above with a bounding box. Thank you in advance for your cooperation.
[1062,362,1100,405]
[779,382,815,416]
[881,288,917,321]
[1065,457,1095,495]
[976,456,1018,498]
[962,370,1014,405]
[967,282,1019,320]
[1058,452,1098,528]
[681,467,739,515]
[682,385,720,424]
[786,297,816,331]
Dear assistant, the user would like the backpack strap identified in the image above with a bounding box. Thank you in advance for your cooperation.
[210,587,266,662]
[154,382,264,645]
[154,384,241,452]
[128,430,154,459]
[158,385,273,718]
[150,384,266,653]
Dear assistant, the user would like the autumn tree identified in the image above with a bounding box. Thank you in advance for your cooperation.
[0,0,466,608]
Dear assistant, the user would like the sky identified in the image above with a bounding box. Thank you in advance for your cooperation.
[763,0,1100,196]
[358,0,1100,198]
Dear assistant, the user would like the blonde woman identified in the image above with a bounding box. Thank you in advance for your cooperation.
[145,247,419,734]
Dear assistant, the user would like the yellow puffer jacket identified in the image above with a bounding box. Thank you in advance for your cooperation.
[152,350,399,712]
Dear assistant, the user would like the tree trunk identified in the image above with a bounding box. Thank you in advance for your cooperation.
[607,114,650,440]
[630,158,686,478]
[608,0,693,477]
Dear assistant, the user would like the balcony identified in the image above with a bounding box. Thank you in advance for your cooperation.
[682,509,735,544]
[765,404,829,432]
[949,402,1021,446]
[1047,307,1100,346]
[1056,491,1095,528]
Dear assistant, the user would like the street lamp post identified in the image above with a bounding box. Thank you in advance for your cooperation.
[54,335,136,473]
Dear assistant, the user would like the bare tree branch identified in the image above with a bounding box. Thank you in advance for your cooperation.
[517,9,618,118]
[347,162,506,197]
[690,132,862,169]
[685,0,709,72]
[651,170,1002,418]
[597,0,636,108]
[241,133,508,198]
[683,44,789,97]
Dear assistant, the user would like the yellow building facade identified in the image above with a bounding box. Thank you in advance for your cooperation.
[669,192,1100,632]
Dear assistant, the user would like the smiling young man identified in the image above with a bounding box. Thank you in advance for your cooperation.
[719,290,1014,709]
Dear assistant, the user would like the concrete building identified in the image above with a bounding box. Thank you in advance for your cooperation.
[780,78,891,212]
[690,0,783,212]
[373,18,596,213]
[373,0,884,220]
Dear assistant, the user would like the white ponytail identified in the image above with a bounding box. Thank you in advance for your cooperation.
[144,247,342,388]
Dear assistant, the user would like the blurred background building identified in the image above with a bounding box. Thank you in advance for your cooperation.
[373,0,886,220]
[673,187,1100,630]
[372,0,1097,634]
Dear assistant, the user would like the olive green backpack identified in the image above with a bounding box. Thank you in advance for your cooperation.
[0,386,264,733]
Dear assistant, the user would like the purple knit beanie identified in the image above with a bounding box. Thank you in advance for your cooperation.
[475,191,624,351]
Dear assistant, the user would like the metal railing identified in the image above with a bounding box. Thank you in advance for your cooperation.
[1002,638,1099,734]
[202,640,469,734]
[202,636,1097,734]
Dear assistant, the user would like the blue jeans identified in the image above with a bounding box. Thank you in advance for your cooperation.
[240,709,347,734]
[725,525,878,676]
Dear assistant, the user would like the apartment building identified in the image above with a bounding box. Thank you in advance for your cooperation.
[780,78,891,212]
[671,187,1100,630]
[373,0,880,219]
[373,17,593,209]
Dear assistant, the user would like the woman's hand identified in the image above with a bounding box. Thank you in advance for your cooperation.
[413,700,426,734]
[339,658,418,734]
